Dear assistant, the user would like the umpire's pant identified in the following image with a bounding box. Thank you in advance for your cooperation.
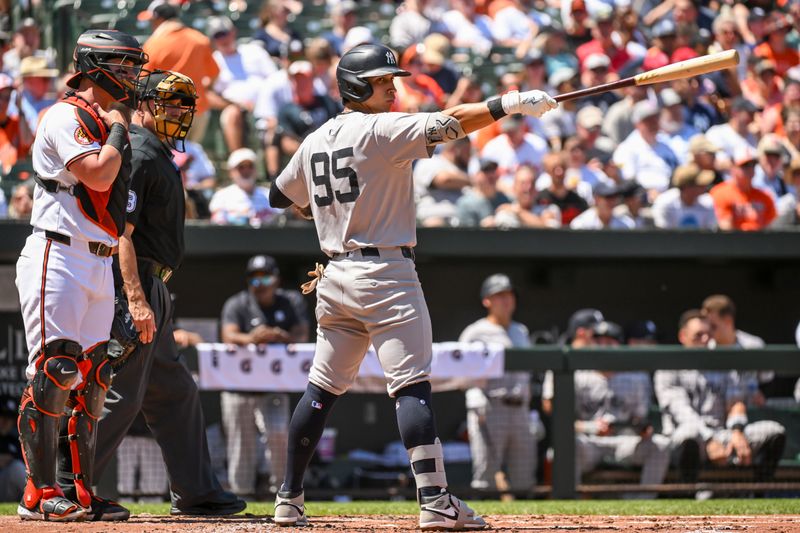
[94,275,225,507]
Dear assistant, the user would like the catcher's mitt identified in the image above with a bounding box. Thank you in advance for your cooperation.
[108,292,139,370]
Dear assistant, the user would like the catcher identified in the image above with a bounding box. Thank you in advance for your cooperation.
[68,70,245,519]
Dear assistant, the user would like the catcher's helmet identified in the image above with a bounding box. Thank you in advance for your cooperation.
[140,70,197,152]
[336,44,410,103]
[67,30,148,109]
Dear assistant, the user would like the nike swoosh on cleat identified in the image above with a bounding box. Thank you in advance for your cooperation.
[424,508,459,520]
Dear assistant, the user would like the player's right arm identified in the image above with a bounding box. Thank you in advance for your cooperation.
[270,145,310,209]
[69,105,130,192]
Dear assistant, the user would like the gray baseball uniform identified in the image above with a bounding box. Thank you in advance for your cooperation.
[459,319,536,491]
[653,370,785,462]
[543,370,670,490]
[275,110,436,396]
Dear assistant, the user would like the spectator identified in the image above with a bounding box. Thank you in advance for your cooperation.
[570,182,635,230]
[543,313,670,496]
[613,100,679,197]
[576,6,631,75]
[7,181,33,219]
[602,84,649,146]
[0,73,31,173]
[709,146,776,231]
[440,0,495,55]
[210,148,280,226]
[420,34,460,97]
[655,309,786,483]
[0,395,25,502]
[271,61,340,172]
[687,134,723,184]
[709,12,749,82]
[480,113,548,195]
[16,56,58,133]
[563,0,592,49]
[754,12,799,77]
[772,157,800,226]
[141,1,222,144]
[322,0,358,56]
[574,105,614,163]
[2,18,45,79]
[341,26,375,55]
[652,164,717,230]
[305,38,337,97]
[538,24,579,77]
[490,0,537,48]
[413,136,472,227]
[394,45,445,113]
[209,16,278,152]
[643,19,677,71]
[671,76,720,134]
[705,97,760,167]
[540,68,578,150]
[742,59,783,110]
[220,255,309,498]
[254,0,303,59]
[577,53,619,113]
[495,164,561,228]
[753,134,789,200]
[615,180,652,228]
[535,151,588,225]
[762,79,800,137]
[558,135,610,204]
[390,0,435,52]
[659,88,698,164]
[456,159,511,227]
[175,139,217,216]
[459,274,537,493]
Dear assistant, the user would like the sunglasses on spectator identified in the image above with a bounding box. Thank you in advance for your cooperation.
[236,162,255,170]
[213,30,231,39]
[250,275,276,287]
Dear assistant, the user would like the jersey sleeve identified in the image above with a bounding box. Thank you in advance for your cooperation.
[125,148,151,226]
[274,147,310,207]
[373,112,434,165]
[49,105,102,170]
[220,294,245,330]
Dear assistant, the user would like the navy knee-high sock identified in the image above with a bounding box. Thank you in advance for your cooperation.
[281,383,339,495]
[395,381,442,497]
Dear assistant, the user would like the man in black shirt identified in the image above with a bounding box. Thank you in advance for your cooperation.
[78,70,245,519]
[220,254,309,499]
[536,152,588,225]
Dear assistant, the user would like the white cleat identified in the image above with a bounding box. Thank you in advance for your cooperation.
[274,490,309,527]
[419,490,488,530]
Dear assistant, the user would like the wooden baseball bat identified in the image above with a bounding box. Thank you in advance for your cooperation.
[554,49,739,103]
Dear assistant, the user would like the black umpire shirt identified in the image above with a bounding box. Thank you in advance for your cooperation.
[125,124,185,271]
[221,289,301,336]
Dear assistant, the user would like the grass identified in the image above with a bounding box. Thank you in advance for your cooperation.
[1,499,798,516]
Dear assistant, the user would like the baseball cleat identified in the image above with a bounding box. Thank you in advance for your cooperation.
[274,490,309,527]
[84,494,131,521]
[17,494,87,522]
[419,489,487,530]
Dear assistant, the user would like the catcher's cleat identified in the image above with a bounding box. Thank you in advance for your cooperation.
[419,489,487,530]
[17,485,87,522]
[274,490,308,527]
[84,494,130,521]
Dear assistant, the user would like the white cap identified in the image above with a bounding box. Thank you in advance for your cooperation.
[342,26,374,53]
[631,100,660,123]
[288,60,313,76]
[584,53,611,71]
[660,88,682,107]
[227,148,257,169]
[577,106,604,129]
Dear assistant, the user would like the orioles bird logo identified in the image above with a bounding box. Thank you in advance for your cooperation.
[74,126,92,145]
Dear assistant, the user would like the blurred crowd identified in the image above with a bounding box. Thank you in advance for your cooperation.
[3,0,800,230]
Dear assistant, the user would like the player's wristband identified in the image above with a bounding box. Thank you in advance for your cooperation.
[726,414,748,431]
[487,97,507,121]
[106,122,129,155]
[731,423,746,432]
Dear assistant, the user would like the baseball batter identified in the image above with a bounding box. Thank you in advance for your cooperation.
[14,30,146,521]
[268,43,557,530]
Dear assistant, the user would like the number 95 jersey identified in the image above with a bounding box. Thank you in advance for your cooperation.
[275,111,433,256]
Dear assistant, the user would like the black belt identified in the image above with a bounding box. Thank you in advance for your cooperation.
[45,230,118,257]
[138,259,173,284]
[330,246,415,261]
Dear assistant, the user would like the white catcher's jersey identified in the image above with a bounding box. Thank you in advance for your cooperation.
[30,101,116,244]
[275,111,433,255]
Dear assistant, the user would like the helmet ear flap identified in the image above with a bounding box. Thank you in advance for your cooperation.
[338,70,372,103]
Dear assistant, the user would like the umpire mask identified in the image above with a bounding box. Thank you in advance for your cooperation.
[141,70,197,152]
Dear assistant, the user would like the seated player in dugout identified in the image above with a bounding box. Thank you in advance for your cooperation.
[267,43,557,530]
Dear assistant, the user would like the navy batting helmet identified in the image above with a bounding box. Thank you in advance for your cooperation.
[67,30,148,109]
[336,44,410,103]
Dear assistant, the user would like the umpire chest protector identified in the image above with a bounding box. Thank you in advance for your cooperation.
[35,93,132,238]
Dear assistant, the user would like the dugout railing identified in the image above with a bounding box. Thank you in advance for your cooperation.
[505,345,800,499]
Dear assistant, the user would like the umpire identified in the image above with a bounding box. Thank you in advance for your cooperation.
[87,70,245,518]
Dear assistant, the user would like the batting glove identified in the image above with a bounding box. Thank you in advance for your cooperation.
[501,90,558,118]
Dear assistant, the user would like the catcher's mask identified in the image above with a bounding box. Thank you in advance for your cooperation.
[140,70,197,152]
[67,30,148,109]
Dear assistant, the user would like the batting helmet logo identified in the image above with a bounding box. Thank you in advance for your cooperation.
[336,43,410,103]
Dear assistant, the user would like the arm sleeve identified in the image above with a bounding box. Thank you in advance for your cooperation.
[50,106,102,170]
[373,112,435,165]
[274,148,309,207]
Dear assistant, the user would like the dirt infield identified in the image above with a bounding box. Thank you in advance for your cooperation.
[1,514,799,532]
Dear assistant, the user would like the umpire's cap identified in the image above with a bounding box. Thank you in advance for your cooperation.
[337,43,410,103]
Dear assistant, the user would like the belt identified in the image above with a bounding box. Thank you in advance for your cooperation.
[138,259,173,284]
[329,246,415,261]
[45,230,118,257]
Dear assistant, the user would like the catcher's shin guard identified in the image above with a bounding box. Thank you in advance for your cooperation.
[18,340,83,510]
[58,342,113,508]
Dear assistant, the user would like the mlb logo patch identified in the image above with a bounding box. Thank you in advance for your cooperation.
[311,400,323,410]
